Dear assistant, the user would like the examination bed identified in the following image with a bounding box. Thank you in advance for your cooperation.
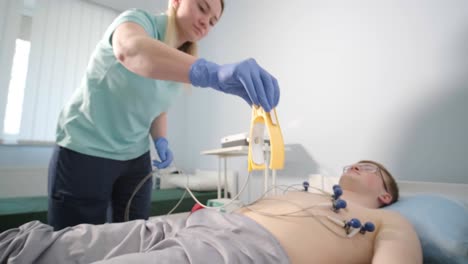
[0,180,466,263]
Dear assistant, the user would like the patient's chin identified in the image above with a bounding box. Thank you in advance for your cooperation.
[339,175,362,189]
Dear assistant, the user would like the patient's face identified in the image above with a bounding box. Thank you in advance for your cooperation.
[339,163,387,195]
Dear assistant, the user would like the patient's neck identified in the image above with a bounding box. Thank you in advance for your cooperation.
[341,190,381,209]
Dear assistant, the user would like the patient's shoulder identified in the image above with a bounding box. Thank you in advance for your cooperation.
[375,208,418,237]
[378,207,413,225]
[371,207,423,263]
[378,207,404,218]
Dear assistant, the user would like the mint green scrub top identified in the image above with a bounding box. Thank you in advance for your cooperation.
[56,9,182,160]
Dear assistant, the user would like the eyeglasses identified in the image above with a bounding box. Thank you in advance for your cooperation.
[343,163,389,193]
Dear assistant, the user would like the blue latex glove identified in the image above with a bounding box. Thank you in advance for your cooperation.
[189,58,280,112]
[152,137,173,169]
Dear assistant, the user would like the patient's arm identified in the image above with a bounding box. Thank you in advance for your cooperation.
[372,211,422,264]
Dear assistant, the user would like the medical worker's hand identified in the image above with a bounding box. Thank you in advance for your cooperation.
[152,137,173,169]
[189,58,280,112]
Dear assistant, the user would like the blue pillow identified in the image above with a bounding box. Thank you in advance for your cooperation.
[386,195,468,264]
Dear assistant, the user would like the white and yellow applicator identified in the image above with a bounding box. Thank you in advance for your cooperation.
[247,107,285,194]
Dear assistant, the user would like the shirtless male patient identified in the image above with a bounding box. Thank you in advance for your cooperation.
[238,160,423,263]
[0,160,422,264]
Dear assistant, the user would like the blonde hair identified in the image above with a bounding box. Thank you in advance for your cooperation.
[165,0,198,56]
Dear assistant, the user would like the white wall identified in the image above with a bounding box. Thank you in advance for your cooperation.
[1,0,467,201]
[86,0,167,13]
[179,0,468,201]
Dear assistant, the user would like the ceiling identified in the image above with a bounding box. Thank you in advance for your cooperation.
[21,0,167,19]
[22,0,169,14]
[86,0,167,12]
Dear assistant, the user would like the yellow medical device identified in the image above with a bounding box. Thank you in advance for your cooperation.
[247,107,284,172]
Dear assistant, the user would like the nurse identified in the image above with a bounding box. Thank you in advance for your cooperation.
[48,0,280,230]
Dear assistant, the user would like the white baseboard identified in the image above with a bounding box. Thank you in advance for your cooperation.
[0,167,48,198]
[397,180,468,203]
[0,167,243,199]
[159,169,238,196]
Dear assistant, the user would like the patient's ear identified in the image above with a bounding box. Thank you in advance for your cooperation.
[378,192,393,205]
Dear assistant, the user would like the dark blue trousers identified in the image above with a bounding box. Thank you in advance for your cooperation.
[48,146,152,231]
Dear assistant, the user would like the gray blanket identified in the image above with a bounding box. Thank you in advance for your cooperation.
[0,209,289,263]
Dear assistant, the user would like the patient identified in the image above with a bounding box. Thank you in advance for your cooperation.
[0,160,422,264]
[238,160,422,264]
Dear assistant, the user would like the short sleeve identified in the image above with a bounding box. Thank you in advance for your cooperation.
[102,8,159,47]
